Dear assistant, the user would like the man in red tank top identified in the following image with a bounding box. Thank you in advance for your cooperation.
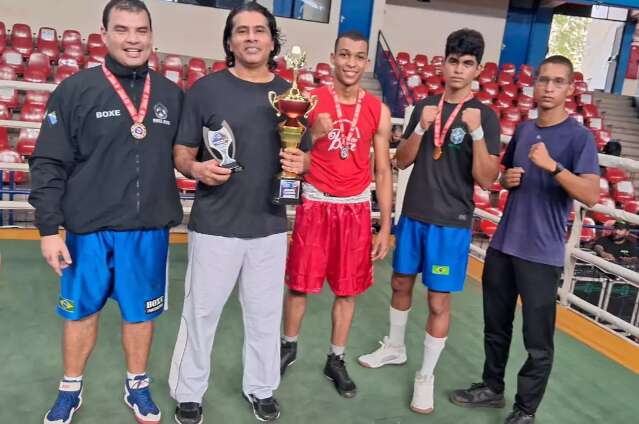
[279,31,393,398]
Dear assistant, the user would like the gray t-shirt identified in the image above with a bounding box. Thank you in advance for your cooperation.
[402,95,501,228]
[176,69,299,238]
[490,117,600,267]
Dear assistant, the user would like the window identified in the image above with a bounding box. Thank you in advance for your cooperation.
[162,0,331,24]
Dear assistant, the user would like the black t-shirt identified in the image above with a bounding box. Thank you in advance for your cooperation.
[595,236,636,261]
[401,95,500,228]
[177,69,304,238]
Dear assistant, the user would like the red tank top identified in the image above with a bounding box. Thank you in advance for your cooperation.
[304,85,382,197]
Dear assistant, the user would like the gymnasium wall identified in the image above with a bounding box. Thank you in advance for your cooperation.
[381,0,509,64]
[0,0,342,66]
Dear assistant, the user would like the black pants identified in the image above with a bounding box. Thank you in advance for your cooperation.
[481,247,562,415]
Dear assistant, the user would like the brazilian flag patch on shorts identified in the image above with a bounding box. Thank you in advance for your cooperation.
[432,265,450,276]
[58,297,75,312]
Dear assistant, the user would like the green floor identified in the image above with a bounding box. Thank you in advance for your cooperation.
[1,240,637,424]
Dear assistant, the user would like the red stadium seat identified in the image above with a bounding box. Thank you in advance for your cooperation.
[25,89,50,106]
[314,62,331,80]
[497,190,509,210]
[475,91,493,105]
[54,65,77,83]
[564,100,577,115]
[576,93,593,106]
[16,128,39,157]
[591,198,615,224]
[20,103,45,122]
[85,56,102,69]
[624,200,639,214]
[497,71,514,86]
[10,23,33,59]
[162,54,184,75]
[1,48,25,74]
[605,167,628,184]
[613,180,635,204]
[484,62,498,75]
[495,93,513,108]
[61,29,82,50]
[519,64,533,78]
[62,44,85,67]
[0,65,19,110]
[501,63,516,75]
[148,52,159,71]
[482,82,499,98]
[298,69,314,85]
[574,71,584,81]
[473,186,490,210]
[432,86,445,96]
[278,68,294,83]
[396,52,410,66]
[27,52,52,78]
[517,73,533,90]
[574,81,588,95]
[517,95,534,114]
[176,178,196,192]
[478,69,495,85]
[188,57,206,75]
[412,84,429,101]
[414,54,428,68]
[86,33,107,58]
[0,149,27,184]
[58,54,80,70]
[23,68,47,83]
[490,104,503,118]
[581,217,596,242]
[0,127,8,150]
[0,103,8,120]
[425,76,443,92]
[501,107,521,123]
[480,208,502,238]
[37,27,59,62]
[419,64,437,80]
[210,60,227,73]
[431,55,444,66]
[501,83,518,99]
[581,104,599,118]
[500,119,516,143]
[186,71,205,89]
[402,62,418,77]
[319,75,334,86]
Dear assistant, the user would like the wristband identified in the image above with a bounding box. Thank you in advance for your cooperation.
[414,122,427,136]
[470,126,484,141]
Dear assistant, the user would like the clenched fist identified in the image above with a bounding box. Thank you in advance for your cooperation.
[461,108,481,131]
[420,105,439,130]
[310,112,333,141]
[501,167,525,189]
[529,142,556,172]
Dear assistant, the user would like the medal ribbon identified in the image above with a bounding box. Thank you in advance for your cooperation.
[329,86,365,155]
[434,92,474,149]
[102,63,151,125]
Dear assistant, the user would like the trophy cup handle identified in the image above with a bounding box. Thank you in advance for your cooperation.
[268,91,281,116]
[304,94,319,119]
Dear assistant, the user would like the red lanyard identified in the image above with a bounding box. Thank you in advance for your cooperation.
[433,92,473,159]
[102,63,151,140]
[329,86,365,160]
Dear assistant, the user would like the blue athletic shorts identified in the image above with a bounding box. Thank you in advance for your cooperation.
[392,216,472,292]
[58,229,169,323]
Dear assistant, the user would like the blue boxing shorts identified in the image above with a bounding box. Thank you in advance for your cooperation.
[392,216,471,292]
[57,229,169,323]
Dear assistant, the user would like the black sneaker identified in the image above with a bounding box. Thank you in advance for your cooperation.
[323,353,357,398]
[174,402,203,424]
[280,340,297,377]
[449,382,505,408]
[505,408,535,424]
[243,393,280,422]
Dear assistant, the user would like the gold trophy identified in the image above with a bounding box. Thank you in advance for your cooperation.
[268,45,318,205]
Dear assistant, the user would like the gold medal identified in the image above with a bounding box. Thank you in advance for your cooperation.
[433,145,442,160]
[131,123,147,140]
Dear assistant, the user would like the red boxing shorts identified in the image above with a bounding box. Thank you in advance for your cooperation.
[286,185,373,297]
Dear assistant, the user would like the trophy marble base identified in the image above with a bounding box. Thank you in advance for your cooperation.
[272,175,301,205]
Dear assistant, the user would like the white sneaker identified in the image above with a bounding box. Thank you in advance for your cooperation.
[410,372,434,414]
[357,336,407,368]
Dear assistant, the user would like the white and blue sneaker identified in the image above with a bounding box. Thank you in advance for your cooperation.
[124,375,162,424]
[44,379,83,424]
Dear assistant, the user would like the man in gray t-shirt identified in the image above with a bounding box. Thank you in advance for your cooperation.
[167,4,306,423]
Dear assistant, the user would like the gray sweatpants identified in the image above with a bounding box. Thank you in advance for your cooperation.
[168,230,287,402]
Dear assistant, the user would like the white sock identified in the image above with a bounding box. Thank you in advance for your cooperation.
[419,332,447,377]
[331,344,345,356]
[389,306,410,346]
[127,371,146,380]
[63,375,83,382]
[283,335,298,343]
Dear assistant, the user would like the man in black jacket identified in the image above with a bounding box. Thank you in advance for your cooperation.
[29,1,182,423]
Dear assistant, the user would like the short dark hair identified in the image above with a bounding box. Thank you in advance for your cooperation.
[334,30,369,52]
[102,0,152,30]
[223,2,281,70]
[445,28,485,63]
[537,55,574,80]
